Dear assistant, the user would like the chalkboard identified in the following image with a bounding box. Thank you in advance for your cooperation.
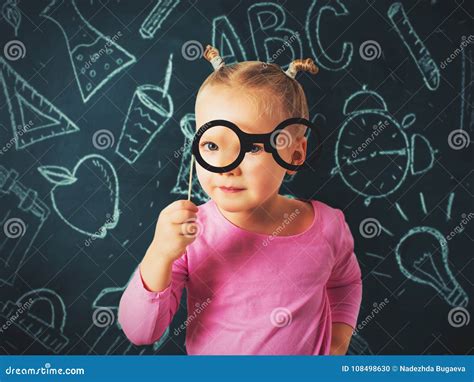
[0,0,472,356]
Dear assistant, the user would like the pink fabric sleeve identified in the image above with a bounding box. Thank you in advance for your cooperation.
[118,253,188,345]
[326,210,363,329]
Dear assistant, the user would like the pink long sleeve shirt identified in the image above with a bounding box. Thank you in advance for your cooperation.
[118,199,363,355]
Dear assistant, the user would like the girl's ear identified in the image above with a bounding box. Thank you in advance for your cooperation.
[286,136,307,175]
[286,151,303,176]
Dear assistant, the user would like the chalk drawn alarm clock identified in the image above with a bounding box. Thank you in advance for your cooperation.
[331,86,436,206]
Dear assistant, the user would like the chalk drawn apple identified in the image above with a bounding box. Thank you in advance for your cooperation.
[38,154,120,238]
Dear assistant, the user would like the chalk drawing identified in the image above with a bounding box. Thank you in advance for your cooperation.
[395,226,468,307]
[212,15,247,64]
[0,165,50,286]
[1,0,21,36]
[0,57,80,149]
[139,0,181,39]
[0,288,69,353]
[38,154,120,238]
[171,113,209,203]
[331,86,436,206]
[41,0,137,103]
[459,39,473,132]
[116,54,174,164]
[388,2,440,91]
[306,0,353,71]
[248,2,303,68]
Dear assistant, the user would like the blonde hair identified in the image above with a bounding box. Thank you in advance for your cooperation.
[198,45,318,138]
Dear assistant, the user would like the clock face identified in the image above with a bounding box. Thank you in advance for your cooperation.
[335,112,410,199]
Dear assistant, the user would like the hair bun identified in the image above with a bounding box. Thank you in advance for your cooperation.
[285,58,319,79]
[203,44,225,71]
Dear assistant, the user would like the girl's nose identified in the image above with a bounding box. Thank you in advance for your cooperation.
[219,165,242,176]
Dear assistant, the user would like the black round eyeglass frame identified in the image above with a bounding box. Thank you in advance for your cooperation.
[191,117,317,173]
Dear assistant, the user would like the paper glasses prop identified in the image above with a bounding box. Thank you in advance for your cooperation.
[187,117,315,200]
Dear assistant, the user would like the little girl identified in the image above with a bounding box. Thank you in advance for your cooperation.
[118,45,363,355]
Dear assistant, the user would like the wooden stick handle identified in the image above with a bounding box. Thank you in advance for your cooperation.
[187,155,194,201]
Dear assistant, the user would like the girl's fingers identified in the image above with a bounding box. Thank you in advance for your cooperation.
[169,209,197,224]
[163,200,199,215]
[178,221,200,238]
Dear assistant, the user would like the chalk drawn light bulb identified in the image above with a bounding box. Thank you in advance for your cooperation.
[395,226,468,308]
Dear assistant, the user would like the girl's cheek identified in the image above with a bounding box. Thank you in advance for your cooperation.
[196,167,210,189]
[247,161,284,189]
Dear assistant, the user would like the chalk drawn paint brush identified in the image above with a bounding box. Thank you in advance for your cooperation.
[388,2,440,91]
[139,0,181,39]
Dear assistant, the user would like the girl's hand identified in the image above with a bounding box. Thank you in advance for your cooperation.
[150,200,200,263]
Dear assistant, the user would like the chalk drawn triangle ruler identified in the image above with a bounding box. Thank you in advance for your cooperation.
[0,57,80,150]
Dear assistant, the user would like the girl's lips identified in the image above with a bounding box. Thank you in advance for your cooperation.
[218,187,245,193]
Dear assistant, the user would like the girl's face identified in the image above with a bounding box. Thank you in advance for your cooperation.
[195,85,307,213]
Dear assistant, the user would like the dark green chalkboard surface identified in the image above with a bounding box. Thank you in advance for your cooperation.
[0,0,472,355]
